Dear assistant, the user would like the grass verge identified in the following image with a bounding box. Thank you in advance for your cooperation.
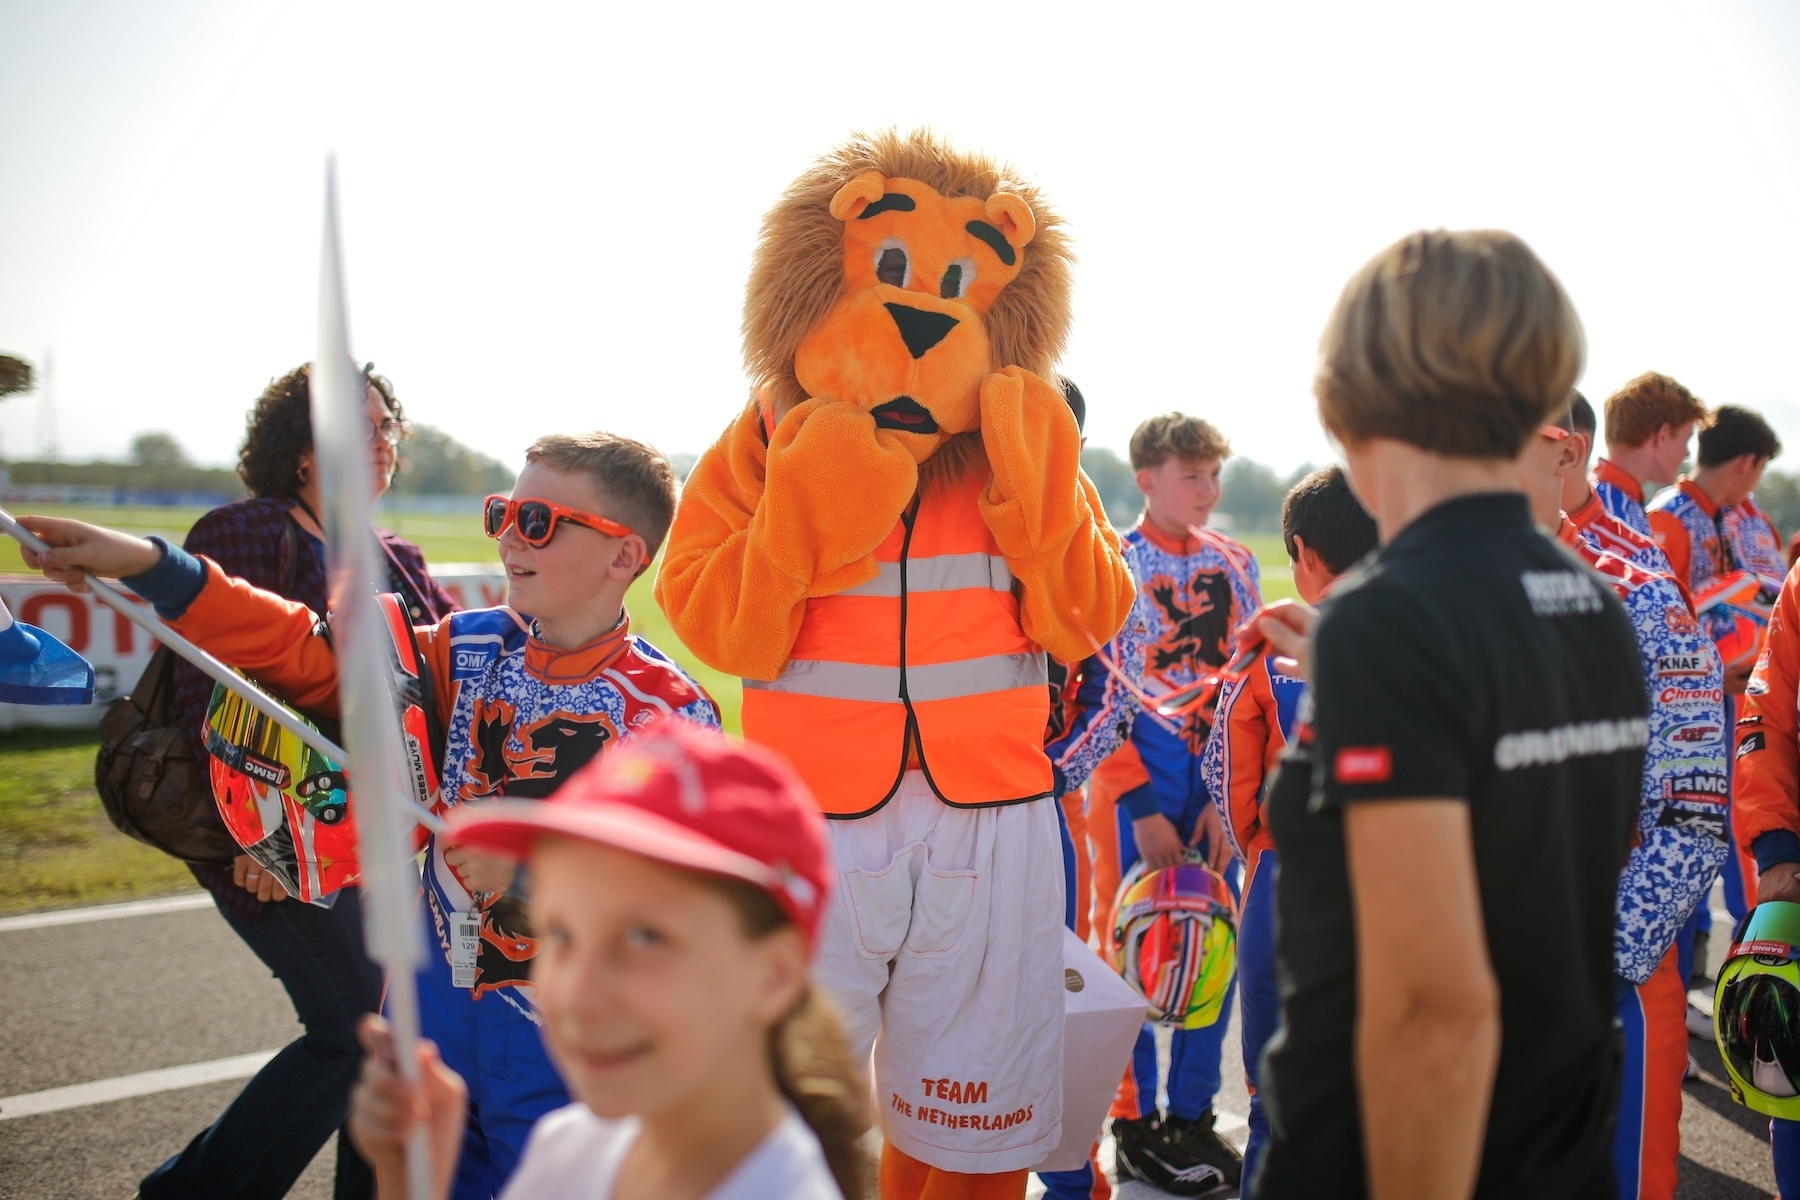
[0,727,197,915]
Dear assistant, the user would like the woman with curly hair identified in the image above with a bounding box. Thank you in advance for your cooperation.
[139,363,458,1200]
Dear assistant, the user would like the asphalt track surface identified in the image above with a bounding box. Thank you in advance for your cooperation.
[0,889,1780,1199]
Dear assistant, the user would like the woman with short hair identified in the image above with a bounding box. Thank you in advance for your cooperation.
[140,363,457,1200]
[1251,231,1647,1199]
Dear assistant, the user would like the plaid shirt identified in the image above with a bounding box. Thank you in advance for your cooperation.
[176,495,459,917]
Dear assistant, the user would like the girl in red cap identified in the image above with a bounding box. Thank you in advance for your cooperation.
[347,720,867,1199]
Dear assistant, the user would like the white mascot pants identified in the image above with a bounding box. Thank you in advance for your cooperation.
[812,771,1066,1173]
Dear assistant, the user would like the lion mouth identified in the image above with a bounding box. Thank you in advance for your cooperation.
[870,397,939,433]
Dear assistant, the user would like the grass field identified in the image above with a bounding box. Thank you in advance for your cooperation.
[0,504,1293,913]
[0,727,197,913]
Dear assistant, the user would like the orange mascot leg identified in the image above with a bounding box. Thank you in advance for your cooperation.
[881,1143,1028,1200]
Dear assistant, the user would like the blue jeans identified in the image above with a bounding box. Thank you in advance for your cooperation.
[140,887,381,1200]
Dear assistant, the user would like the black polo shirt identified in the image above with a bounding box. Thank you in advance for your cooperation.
[1252,493,1645,1200]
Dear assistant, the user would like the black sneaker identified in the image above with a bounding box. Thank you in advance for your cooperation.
[1112,1111,1234,1197]
[1158,1109,1241,1197]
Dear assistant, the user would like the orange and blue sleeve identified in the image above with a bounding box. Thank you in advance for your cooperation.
[153,556,343,715]
[1215,663,1276,862]
[128,537,463,728]
[1737,562,1800,870]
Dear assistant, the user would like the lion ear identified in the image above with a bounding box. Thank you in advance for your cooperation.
[985,193,1036,249]
[829,171,888,222]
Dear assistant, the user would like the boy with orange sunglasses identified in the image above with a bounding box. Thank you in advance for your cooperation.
[21,430,719,1200]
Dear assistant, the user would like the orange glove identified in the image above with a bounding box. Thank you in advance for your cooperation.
[757,397,920,589]
[976,366,1135,661]
[655,394,918,681]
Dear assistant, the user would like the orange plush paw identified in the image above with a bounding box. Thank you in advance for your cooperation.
[760,397,921,595]
[977,366,1085,558]
[976,366,1134,661]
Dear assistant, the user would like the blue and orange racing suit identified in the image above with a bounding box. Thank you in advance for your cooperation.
[1561,518,1727,1200]
[1594,457,1655,538]
[1086,519,1261,1127]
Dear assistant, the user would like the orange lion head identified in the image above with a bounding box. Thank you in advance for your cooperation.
[745,129,1074,471]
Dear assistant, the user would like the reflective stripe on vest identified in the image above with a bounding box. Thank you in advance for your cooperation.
[740,468,1052,815]
[744,651,1047,703]
[840,553,1014,598]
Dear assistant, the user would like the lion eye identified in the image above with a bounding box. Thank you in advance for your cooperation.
[940,257,975,300]
[876,241,909,288]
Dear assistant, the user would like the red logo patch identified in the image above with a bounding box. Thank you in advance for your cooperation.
[1334,746,1393,785]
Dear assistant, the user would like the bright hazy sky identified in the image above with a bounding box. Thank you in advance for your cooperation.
[3,1,1797,476]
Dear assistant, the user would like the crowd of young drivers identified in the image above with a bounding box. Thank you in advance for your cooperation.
[22,227,1800,1200]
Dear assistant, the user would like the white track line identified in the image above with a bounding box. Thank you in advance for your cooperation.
[0,893,212,933]
[0,1050,276,1121]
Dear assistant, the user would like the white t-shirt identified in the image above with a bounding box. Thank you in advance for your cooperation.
[498,1102,843,1200]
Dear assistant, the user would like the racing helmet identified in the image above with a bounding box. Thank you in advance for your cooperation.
[203,593,439,902]
[1693,570,1774,672]
[1111,855,1238,1029]
[1715,902,1800,1118]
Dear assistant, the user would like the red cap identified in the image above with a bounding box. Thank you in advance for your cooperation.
[447,721,833,945]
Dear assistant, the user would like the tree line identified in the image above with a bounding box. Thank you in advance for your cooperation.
[1,426,514,499]
[1082,446,1800,538]
[1080,448,1318,532]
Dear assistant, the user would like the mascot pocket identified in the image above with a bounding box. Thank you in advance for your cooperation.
[905,860,979,958]
[843,843,925,959]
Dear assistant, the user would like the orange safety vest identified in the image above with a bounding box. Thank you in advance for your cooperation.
[742,470,1053,817]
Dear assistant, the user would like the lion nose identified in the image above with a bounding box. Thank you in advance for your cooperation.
[885,302,958,360]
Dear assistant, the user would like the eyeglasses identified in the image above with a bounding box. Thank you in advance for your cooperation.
[371,418,407,447]
[482,494,636,547]
[1539,424,1573,442]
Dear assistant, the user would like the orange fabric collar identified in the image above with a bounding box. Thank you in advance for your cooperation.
[1136,517,1200,555]
[524,610,631,684]
[1592,459,1645,506]
[1678,478,1721,518]
[1556,516,1582,549]
[1566,489,1606,533]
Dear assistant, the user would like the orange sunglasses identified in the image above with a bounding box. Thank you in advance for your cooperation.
[482,494,636,547]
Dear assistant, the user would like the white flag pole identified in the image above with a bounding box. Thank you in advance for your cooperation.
[312,160,435,1200]
[0,506,353,762]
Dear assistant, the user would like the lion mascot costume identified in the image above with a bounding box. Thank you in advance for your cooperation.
[656,129,1134,1199]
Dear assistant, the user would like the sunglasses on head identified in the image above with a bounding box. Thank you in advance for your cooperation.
[482,494,636,548]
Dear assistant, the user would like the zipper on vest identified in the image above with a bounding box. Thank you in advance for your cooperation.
[897,503,917,705]
[896,500,930,778]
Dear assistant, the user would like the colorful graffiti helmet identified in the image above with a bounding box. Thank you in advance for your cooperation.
[1111,855,1237,1029]
[1715,902,1800,1119]
[203,594,438,902]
